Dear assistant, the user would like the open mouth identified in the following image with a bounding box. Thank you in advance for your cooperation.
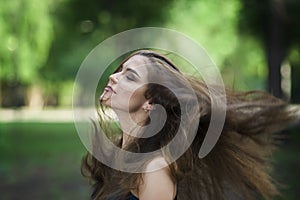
[100,86,115,101]
[104,86,114,93]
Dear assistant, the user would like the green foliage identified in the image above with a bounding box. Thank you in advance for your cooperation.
[43,0,176,83]
[165,0,267,90]
[237,0,300,98]
[166,0,241,67]
[238,0,300,45]
[0,0,53,84]
[222,36,267,90]
[1,0,299,106]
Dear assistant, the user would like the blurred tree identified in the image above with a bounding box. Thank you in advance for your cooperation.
[0,0,176,107]
[238,0,300,99]
[4,0,298,107]
[166,0,240,69]
[165,0,267,90]
[290,48,300,103]
[0,0,53,107]
[42,0,175,106]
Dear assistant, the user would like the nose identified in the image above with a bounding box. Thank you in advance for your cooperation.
[109,72,119,84]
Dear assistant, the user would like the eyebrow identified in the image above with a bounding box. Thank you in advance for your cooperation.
[125,67,141,78]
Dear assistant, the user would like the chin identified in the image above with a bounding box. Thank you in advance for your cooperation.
[100,99,111,107]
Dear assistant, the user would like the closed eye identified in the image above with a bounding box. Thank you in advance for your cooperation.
[124,67,140,81]
[125,68,140,78]
[126,74,135,81]
[125,70,137,81]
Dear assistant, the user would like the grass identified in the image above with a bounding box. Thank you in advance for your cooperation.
[0,122,299,199]
[0,122,90,200]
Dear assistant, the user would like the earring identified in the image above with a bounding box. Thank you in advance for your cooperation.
[143,103,153,112]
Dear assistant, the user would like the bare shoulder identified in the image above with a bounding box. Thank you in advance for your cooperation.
[136,157,176,200]
[145,157,169,172]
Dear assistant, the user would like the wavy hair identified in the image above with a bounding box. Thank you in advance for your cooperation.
[82,50,296,200]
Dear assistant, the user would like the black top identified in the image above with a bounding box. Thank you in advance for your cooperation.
[92,191,138,200]
[125,192,139,200]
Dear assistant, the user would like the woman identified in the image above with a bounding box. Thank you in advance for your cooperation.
[82,50,296,200]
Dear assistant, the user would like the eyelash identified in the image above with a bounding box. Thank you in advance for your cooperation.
[126,75,135,81]
[116,66,136,81]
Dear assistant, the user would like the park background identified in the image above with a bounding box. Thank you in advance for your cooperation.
[1,0,300,199]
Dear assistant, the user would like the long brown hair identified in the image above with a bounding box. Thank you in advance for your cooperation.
[82,50,296,200]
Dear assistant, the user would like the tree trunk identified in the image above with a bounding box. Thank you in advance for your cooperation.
[265,0,287,99]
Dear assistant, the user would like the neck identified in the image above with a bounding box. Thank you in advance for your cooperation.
[114,109,148,148]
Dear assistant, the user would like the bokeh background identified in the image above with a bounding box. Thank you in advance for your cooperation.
[1,0,300,199]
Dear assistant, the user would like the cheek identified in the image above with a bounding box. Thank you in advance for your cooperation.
[110,87,146,111]
[128,88,147,112]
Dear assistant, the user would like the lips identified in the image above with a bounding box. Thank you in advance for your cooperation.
[100,85,115,101]
[104,86,114,93]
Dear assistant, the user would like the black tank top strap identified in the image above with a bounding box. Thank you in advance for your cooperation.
[126,192,139,200]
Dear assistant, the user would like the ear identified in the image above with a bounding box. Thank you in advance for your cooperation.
[142,101,154,112]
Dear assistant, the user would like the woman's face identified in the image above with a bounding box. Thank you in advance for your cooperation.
[100,55,149,113]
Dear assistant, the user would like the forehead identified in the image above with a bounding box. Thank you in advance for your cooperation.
[123,55,149,76]
[123,55,149,67]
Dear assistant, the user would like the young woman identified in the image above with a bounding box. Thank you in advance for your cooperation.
[82,50,296,200]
